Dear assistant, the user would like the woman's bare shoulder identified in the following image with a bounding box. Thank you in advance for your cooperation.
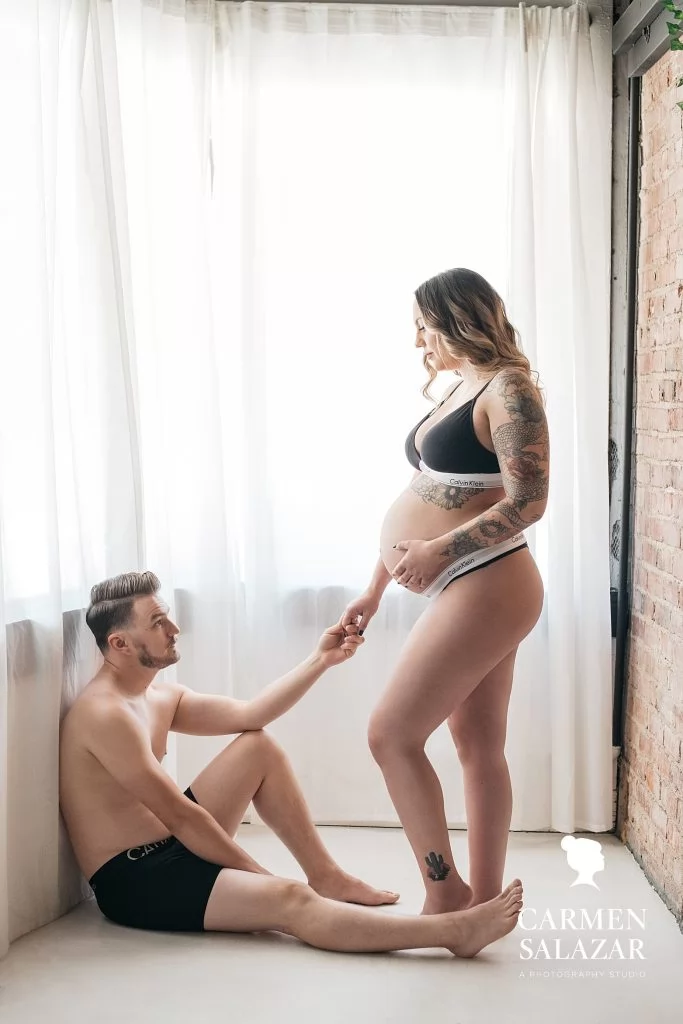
[483,369,544,418]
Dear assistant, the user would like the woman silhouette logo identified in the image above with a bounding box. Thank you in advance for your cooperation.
[560,836,605,889]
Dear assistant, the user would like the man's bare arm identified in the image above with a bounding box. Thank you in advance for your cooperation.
[170,653,328,735]
[170,624,364,736]
[87,704,269,874]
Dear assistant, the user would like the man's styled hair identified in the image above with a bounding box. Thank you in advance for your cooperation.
[86,571,161,654]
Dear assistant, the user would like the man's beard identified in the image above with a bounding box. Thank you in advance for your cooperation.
[136,643,177,669]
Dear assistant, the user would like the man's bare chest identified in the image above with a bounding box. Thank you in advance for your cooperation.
[126,687,178,763]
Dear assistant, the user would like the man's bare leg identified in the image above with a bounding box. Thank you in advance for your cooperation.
[189,730,399,905]
[203,871,523,956]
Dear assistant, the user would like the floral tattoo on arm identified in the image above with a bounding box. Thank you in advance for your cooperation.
[439,373,550,559]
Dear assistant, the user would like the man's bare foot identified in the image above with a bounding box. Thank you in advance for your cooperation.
[446,879,523,958]
[309,869,400,906]
[421,881,473,916]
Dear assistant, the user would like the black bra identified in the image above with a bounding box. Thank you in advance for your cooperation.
[405,378,501,475]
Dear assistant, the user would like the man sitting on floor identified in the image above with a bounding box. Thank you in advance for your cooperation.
[59,570,523,957]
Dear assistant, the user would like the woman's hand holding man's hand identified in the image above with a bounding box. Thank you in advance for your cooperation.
[339,591,381,637]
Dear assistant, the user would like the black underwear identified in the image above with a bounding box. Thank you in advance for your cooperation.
[88,787,223,932]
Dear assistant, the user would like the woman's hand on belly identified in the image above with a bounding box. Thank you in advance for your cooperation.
[391,538,451,594]
[379,481,505,583]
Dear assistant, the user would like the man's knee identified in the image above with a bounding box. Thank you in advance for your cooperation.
[276,879,314,927]
[236,729,287,765]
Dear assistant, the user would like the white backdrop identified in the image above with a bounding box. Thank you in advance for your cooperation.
[0,0,613,954]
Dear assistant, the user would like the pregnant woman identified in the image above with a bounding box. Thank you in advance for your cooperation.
[341,268,549,915]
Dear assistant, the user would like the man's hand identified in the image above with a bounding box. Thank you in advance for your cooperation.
[315,623,365,668]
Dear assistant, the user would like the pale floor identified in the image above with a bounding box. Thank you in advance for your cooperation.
[1,828,682,1024]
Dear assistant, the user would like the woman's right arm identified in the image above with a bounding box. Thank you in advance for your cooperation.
[366,467,421,598]
[366,554,393,598]
[341,469,422,631]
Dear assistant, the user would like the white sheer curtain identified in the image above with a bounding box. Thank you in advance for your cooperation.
[0,0,612,955]
[210,0,613,833]
[0,0,243,953]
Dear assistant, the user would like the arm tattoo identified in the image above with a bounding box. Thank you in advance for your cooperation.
[439,533,482,559]
[438,373,549,559]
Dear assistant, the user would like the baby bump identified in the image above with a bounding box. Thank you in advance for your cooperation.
[379,489,478,574]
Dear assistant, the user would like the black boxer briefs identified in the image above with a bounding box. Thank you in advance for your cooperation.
[88,787,223,932]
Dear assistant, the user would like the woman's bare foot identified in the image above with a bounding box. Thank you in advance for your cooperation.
[421,880,473,915]
[446,879,523,958]
[309,869,400,906]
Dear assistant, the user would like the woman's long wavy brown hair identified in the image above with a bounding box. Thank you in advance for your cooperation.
[414,268,542,403]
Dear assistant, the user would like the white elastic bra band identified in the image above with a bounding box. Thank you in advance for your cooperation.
[421,533,527,599]
[418,460,503,489]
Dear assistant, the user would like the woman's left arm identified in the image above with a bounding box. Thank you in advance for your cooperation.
[432,371,550,559]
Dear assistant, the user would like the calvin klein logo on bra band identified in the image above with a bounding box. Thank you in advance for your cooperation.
[126,837,172,861]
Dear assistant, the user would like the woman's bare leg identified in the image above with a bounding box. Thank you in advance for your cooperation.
[203,870,524,958]
[368,551,543,915]
[448,651,517,908]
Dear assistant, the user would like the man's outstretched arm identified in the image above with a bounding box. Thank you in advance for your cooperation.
[170,623,363,736]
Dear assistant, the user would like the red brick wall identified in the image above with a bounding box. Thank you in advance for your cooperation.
[617,49,683,926]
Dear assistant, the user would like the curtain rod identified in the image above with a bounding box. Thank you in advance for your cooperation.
[215,1,581,7]
[214,1,594,22]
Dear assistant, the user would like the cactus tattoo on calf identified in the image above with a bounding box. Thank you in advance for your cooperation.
[425,851,451,882]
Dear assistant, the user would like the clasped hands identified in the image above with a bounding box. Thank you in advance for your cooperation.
[323,539,451,657]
